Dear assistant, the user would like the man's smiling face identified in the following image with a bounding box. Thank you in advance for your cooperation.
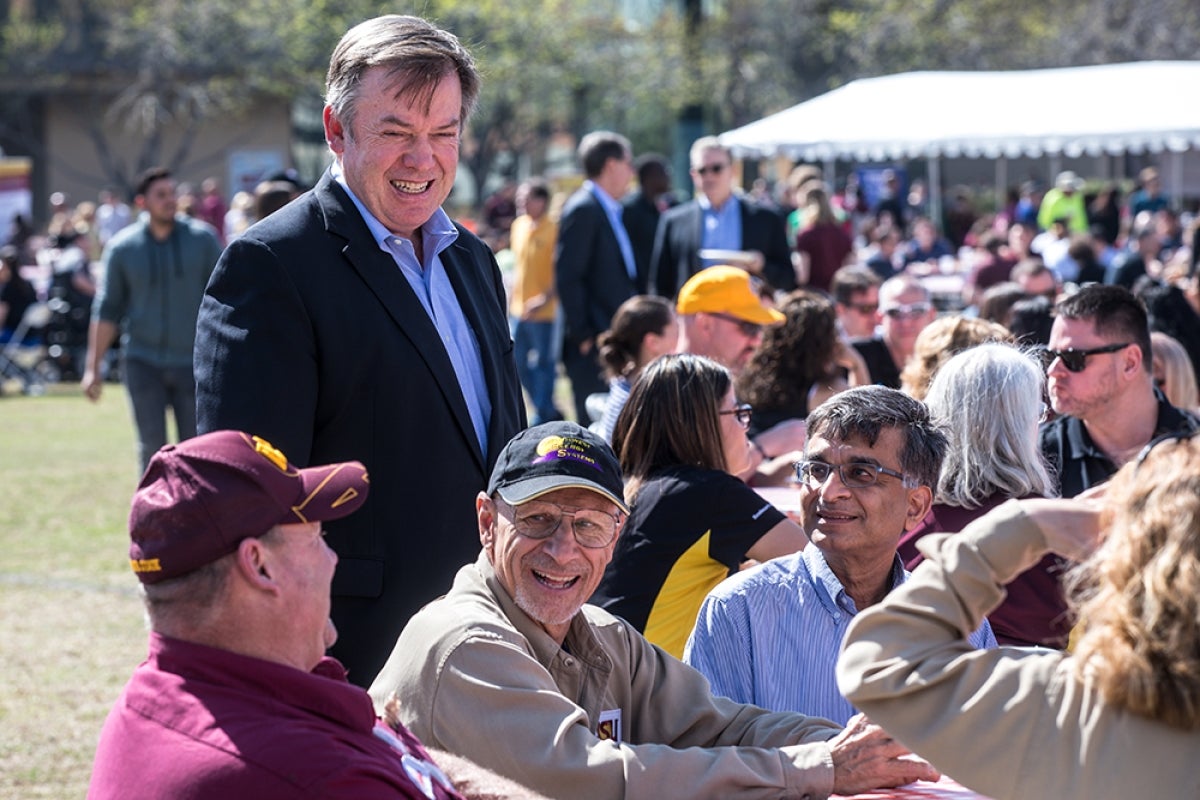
[799,428,925,569]
[479,487,621,644]
[323,64,462,241]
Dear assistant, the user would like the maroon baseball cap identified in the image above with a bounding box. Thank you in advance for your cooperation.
[129,430,369,584]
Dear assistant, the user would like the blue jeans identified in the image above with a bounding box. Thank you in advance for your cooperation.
[123,358,197,476]
[511,318,560,425]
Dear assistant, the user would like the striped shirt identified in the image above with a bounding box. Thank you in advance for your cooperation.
[684,544,996,725]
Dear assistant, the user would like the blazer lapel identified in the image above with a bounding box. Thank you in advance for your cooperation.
[318,177,483,469]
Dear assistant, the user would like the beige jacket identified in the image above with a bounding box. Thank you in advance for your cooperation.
[370,552,843,800]
[838,500,1200,798]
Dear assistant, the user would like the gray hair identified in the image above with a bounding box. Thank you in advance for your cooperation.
[325,15,480,137]
[689,135,730,168]
[924,342,1056,507]
[805,385,947,489]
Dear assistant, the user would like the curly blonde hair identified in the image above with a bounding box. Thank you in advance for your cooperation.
[899,315,1012,401]
[1067,434,1200,730]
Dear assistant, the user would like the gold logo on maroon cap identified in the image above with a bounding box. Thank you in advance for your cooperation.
[251,435,289,472]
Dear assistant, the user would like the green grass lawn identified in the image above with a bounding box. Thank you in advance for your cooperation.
[0,385,149,798]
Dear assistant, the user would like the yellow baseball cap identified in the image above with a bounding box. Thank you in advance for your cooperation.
[676,266,785,325]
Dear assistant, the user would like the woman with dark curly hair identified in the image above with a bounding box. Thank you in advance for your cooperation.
[737,290,869,436]
[840,432,1200,797]
[591,353,808,658]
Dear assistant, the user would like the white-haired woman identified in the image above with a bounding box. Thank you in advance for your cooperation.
[897,342,1064,647]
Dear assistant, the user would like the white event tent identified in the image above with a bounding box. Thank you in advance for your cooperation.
[720,61,1200,219]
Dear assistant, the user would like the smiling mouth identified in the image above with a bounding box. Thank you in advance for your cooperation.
[817,509,857,522]
[391,179,432,194]
[532,569,580,590]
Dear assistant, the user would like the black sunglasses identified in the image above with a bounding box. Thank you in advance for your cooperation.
[706,312,763,338]
[694,163,728,176]
[1039,342,1132,373]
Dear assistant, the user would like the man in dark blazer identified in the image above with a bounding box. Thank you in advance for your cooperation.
[649,136,795,299]
[621,153,674,288]
[554,131,639,424]
[193,15,524,686]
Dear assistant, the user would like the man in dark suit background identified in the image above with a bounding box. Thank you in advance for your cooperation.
[622,153,674,288]
[193,14,525,686]
[554,131,639,424]
[649,136,794,298]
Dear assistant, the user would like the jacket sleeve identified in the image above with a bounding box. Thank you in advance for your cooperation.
[756,206,797,292]
[193,235,319,463]
[420,627,839,800]
[836,500,1073,799]
[648,213,677,299]
[553,198,600,344]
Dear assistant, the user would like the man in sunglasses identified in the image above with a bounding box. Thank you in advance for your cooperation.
[851,275,937,388]
[1039,284,1198,498]
[685,386,994,725]
[371,421,939,800]
[649,136,794,297]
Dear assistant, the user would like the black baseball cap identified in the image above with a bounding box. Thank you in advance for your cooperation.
[487,422,628,513]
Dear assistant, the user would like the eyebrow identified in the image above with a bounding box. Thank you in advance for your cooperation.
[377,114,462,131]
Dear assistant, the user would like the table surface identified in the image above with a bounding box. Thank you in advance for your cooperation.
[832,776,995,799]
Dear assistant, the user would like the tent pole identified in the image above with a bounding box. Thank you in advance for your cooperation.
[996,158,1008,214]
[929,156,942,232]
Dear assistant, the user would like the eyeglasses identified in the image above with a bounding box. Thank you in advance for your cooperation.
[495,498,622,549]
[719,403,753,427]
[847,303,879,315]
[1038,342,1132,373]
[881,303,931,320]
[694,163,728,176]
[706,312,763,338]
[794,460,914,489]
[1133,428,1199,471]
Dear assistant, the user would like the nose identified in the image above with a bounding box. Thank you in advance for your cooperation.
[401,134,435,169]
[538,517,584,559]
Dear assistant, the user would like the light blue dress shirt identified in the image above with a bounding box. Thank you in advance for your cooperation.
[585,180,637,282]
[684,543,997,725]
[698,193,743,268]
[333,164,492,458]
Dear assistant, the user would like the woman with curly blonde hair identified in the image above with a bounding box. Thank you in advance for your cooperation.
[838,432,1200,798]
[898,314,1011,400]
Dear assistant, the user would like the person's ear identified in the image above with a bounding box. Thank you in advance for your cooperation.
[477,492,496,547]
[323,106,347,156]
[903,485,933,532]
[234,537,279,592]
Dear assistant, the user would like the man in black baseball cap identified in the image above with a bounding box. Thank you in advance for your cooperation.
[370,421,936,799]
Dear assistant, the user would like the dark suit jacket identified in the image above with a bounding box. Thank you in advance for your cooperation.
[622,190,666,293]
[554,186,637,346]
[194,172,525,685]
[649,197,795,298]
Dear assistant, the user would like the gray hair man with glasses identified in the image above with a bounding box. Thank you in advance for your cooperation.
[685,385,995,725]
[1038,284,1198,498]
[370,420,942,800]
[850,274,937,388]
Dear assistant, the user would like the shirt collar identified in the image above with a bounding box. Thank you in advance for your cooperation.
[329,161,458,255]
[803,544,907,616]
[585,180,624,216]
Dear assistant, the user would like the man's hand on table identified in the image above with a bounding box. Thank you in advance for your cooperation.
[829,714,939,795]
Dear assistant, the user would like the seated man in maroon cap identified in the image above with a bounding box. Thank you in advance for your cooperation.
[88,430,547,800]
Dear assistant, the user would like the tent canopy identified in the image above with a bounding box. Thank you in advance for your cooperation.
[720,61,1200,164]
